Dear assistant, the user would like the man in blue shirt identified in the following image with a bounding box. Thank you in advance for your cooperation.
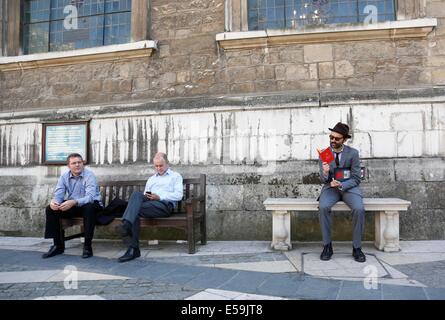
[116,152,183,263]
[42,153,103,259]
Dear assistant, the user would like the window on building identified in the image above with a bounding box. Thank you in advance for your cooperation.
[247,0,396,31]
[23,0,132,54]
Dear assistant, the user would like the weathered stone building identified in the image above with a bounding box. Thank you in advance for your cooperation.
[0,0,444,242]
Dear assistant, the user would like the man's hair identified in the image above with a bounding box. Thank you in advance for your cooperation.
[153,152,169,164]
[66,153,83,164]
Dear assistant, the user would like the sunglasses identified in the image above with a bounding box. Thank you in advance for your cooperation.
[329,135,343,142]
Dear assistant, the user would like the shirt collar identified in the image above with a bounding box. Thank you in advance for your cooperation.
[331,145,345,154]
[69,170,84,179]
[156,168,171,177]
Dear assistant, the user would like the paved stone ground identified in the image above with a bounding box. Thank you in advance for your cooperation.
[0,238,445,300]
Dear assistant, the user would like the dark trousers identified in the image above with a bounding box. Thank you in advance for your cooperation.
[44,201,102,247]
[122,191,172,248]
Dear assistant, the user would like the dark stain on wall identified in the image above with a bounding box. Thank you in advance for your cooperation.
[302,172,320,184]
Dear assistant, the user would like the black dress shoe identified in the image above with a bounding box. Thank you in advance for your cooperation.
[42,245,64,259]
[118,246,141,263]
[115,220,133,238]
[352,247,366,263]
[320,243,333,261]
[82,246,93,259]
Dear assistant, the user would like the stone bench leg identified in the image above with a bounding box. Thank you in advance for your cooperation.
[375,210,400,252]
[271,210,292,251]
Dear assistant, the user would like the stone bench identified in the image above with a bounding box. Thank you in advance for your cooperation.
[263,198,411,252]
[61,174,207,254]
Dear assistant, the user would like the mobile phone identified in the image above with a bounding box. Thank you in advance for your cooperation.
[145,191,151,195]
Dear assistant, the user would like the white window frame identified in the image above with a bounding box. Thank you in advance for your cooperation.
[218,0,436,50]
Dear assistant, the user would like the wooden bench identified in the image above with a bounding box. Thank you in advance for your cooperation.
[61,174,206,254]
[263,198,411,252]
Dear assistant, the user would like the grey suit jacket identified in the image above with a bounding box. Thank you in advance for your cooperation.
[318,145,363,197]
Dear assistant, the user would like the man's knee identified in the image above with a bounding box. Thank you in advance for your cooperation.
[81,203,99,216]
[319,204,332,213]
[129,191,144,200]
[352,206,365,216]
[46,205,58,215]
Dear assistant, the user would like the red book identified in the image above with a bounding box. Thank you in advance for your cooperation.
[317,147,334,163]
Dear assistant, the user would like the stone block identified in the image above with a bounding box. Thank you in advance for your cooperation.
[348,132,371,158]
[362,159,395,183]
[346,77,373,88]
[396,131,423,157]
[369,131,397,158]
[355,61,376,74]
[206,210,272,240]
[191,70,216,85]
[391,112,424,131]
[242,184,270,211]
[290,134,311,160]
[353,106,393,131]
[227,67,257,83]
[432,68,445,84]
[318,62,334,79]
[334,42,395,60]
[285,64,308,81]
[304,44,333,63]
[308,63,318,79]
[206,185,244,211]
[52,83,77,96]
[133,78,151,91]
[279,48,304,63]
[320,79,346,90]
[424,130,445,156]
[290,106,350,135]
[335,60,354,78]
[82,80,103,92]
[394,158,445,182]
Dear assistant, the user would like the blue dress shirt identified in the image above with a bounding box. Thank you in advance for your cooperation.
[53,168,102,207]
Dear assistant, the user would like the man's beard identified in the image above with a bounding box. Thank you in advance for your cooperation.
[331,142,343,149]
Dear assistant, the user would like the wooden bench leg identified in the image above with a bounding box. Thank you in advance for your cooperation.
[271,210,292,250]
[375,210,400,252]
[187,214,196,254]
[200,215,207,245]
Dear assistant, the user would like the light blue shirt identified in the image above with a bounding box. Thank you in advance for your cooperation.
[53,168,103,207]
[145,168,183,207]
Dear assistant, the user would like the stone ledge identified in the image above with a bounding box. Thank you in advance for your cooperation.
[0,40,157,72]
[216,18,437,50]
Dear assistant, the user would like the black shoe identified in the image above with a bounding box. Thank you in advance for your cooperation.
[115,220,133,238]
[82,246,93,259]
[118,246,141,263]
[320,243,333,261]
[42,245,64,259]
[352,247,366,263]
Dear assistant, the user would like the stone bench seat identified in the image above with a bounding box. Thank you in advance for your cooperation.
[263,198,411,252]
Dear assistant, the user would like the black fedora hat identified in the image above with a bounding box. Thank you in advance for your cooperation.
[329,122,351,138]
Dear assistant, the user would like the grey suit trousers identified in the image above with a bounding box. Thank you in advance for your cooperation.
[122,191,172,248]
[318,188,365,249]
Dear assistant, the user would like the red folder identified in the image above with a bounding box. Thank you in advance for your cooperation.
[317,147,334,163]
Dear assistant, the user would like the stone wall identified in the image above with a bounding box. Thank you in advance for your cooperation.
[0,0,444,241]
[0,0,445,110]
[0,91,444,240]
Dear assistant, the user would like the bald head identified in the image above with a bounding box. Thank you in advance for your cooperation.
[153,152,169,175]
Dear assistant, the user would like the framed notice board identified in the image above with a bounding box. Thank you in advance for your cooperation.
[42,121,89,165]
